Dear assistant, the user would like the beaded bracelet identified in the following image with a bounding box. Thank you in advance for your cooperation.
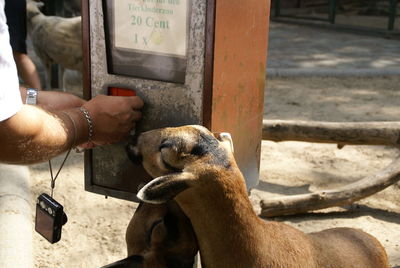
[79,107,93,143]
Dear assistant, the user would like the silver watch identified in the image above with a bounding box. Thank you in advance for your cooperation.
[26,88,38,105]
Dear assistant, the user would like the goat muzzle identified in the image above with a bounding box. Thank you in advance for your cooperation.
[126,144,143,165]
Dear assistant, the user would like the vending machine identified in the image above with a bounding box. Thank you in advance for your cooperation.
[82,0,271,201]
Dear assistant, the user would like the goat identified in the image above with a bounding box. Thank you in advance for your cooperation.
[26,0,82,91]
[129,125,390,268]
[102,200,198,268]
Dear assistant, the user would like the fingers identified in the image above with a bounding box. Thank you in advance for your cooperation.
[125,96,144,110]
[81,94,144,145]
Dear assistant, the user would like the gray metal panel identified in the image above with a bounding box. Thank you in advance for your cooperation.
[86,0,207,201]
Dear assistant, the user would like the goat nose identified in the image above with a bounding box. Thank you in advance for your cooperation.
[126,144,143,165]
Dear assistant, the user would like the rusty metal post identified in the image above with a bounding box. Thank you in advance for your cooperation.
[209,0,270,189]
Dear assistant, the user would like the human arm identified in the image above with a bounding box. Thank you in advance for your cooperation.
[19,86,85,110]
[0,105,86,164]
[0,94,143,164]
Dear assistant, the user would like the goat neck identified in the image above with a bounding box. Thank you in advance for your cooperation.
[177,163,315,267]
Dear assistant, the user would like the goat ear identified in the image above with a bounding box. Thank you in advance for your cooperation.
[213,132,234,153]
[137,172,195,204]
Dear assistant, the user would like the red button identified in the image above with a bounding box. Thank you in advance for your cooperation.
[108,87,136,96]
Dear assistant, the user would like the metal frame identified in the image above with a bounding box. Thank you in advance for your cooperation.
[81,0,218,201]
[81,0,269,201]
[273,0,337,24]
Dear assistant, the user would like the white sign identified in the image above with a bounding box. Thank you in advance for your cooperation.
[113,0,188,57]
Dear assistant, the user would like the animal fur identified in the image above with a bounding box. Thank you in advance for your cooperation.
[125,200,198,268]
[26,0,82,91]
[129,125,390,268]
[101,200,198,268]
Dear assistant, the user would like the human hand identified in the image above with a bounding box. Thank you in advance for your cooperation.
[82,94,144,144]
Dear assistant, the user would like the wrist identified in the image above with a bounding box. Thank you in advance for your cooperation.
[59,111,77,149]
[79,107,94,143]
[65,108,90,146]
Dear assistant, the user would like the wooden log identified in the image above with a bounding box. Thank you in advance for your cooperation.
[262,120,400,147]
[260,157,400,217]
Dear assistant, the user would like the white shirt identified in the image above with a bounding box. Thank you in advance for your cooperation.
[0,0,23,122]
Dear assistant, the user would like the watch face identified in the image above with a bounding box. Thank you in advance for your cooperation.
[26,88,38,105]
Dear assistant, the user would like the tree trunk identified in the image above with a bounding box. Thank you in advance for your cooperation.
[262,120,400,147]
[260,120,400,217]
[260,157,400,217]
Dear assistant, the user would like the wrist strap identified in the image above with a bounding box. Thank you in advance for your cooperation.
[48,112,76,197]
[79,107,93,143]
[49,147,71,198]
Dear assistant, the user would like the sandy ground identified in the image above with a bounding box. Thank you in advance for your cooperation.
[254,76,400,268]
[29,76,400,267]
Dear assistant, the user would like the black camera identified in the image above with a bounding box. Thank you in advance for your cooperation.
[35,193,68,244]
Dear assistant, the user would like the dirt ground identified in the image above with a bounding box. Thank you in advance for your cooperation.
[29,76,400,267]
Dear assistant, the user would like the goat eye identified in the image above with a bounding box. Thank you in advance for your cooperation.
[191,144,206,156]
[161,158,181,173]
[159,139,173,151]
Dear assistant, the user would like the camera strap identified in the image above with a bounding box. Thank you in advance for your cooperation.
[48,147,72,198]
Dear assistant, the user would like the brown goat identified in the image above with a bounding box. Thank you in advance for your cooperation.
[125,200,198,268]
[26,0,82,91]
[102,200,198,268]
[130,125,390,268]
